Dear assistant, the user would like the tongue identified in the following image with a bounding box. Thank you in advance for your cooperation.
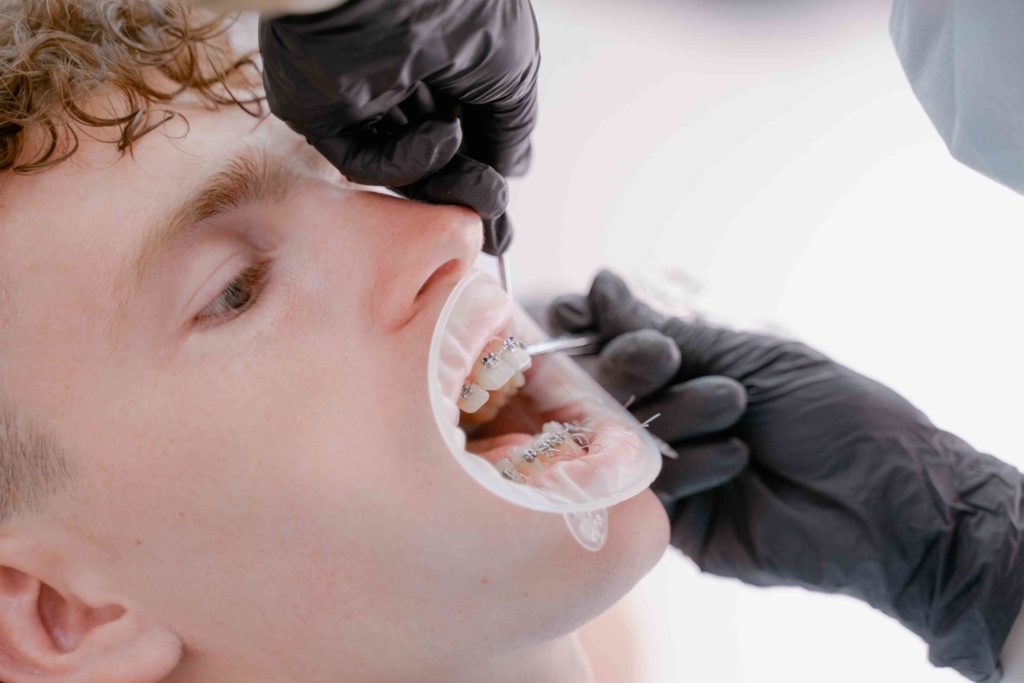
[465,432,534,466]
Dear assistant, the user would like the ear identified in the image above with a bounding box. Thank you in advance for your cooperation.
[0,565,182,683]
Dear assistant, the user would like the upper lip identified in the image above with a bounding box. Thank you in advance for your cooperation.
[436,272,515,403]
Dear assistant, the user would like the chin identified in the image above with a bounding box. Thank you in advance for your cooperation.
[525,490,669,641]
[605,488,671,576]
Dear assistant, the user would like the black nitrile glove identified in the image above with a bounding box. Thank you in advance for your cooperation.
[258,0,540,255]
[549,294,752,504]
[552,270,1024,682]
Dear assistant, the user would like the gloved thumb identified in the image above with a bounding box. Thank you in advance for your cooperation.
[587,270,758,382]
[550,270,764,382]
[587,269,667,338]
[313,118,462,187]
[549,293,593,333]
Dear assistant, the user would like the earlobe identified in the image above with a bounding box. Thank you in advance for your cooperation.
[0,565,183,683]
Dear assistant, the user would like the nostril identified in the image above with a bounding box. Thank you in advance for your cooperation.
[417,258,461,300]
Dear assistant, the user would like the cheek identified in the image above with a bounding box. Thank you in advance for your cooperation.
[60,249,667,664]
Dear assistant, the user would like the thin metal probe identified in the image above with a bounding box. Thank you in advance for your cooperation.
[525,333,603,358]
[497,253,513,295]
[495,253,600,357]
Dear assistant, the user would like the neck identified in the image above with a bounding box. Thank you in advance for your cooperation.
[431,632,595,683]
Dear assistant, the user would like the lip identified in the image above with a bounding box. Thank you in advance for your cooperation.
[434,272,515,408]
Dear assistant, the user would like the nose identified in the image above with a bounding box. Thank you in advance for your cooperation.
[369,198,483,332]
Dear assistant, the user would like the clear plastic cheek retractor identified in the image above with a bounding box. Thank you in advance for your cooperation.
[428,269,663,552]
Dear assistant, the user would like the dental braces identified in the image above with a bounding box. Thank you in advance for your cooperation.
[458,335,532,415]
[502,336,525,356]
[495,421,596,484]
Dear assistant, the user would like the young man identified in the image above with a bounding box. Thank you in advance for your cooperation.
[0,3,669,680]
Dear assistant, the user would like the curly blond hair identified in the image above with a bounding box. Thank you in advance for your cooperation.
[0,0,264,174]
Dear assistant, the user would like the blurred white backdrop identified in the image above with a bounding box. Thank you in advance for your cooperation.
[503,0,1024,681]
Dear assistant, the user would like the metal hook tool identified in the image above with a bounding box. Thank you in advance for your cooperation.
[497,253,602,358]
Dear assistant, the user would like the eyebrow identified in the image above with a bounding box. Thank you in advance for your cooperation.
[112,145,297,316]
[123,147,295,292]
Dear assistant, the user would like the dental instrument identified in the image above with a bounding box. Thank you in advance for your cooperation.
[525,334,603,358]
[497,252,513,295]
[495,252,603,358]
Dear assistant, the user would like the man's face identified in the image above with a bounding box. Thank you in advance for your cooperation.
[0,103,668,680]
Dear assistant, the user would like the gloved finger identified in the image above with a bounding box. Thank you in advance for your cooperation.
[631,376,747,443]
[481,213,514,256]
[594,329,681,404]
[652,437,749,500]
[396,153,509,220]
[588,270,791,383]
[587,269,667,339]
[434,0,540,177]
[459,84,538,177]
[397,82,459,127]
[548,294,594,334]
[312,119,462,187]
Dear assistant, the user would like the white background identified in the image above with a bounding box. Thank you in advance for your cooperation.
[504,0,1024,680]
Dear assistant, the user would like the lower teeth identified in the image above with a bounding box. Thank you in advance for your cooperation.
[493,422,592,483]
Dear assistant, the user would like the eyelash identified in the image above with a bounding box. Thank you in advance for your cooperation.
[195,262,270,325]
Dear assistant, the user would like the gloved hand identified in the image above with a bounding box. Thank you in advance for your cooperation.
[551,270,1024,683]
[548,297,752,502]
[258,0,540,255]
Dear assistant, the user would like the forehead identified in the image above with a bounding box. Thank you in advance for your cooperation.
[4,103,295,229]
[1,104,301,282]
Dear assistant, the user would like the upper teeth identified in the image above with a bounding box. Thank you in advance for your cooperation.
[458,382,490,413]
[468,337,532,394]
[502,336,532,367]
[476,353,516,391]
[457,337,532,414]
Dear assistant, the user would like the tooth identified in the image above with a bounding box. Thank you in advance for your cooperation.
[502,336,532,371]
[520,459,544,475]
[496,458,525,483]
[475,352,517,390]
[511,372,526,389]
[457,383,489,413]
[511,445,538,465]
[510,446,544,475]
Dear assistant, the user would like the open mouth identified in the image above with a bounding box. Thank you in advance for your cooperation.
[428,271,662,518]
